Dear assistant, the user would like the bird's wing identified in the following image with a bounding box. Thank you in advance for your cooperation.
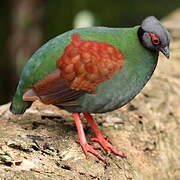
[23,33,124,107]
[23,69,85,106]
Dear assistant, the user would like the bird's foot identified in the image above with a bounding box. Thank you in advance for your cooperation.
[73,113,107,163]
[83,113,125,158]
[77,141,106,163]
[91,136,125,158]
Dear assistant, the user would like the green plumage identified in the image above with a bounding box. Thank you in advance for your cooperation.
[10,26,158,114]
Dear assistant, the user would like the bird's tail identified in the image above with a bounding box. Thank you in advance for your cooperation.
[10,96,32,114]
[9,86,32,114]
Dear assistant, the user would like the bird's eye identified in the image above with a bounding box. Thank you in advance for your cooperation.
[149,33,161,45]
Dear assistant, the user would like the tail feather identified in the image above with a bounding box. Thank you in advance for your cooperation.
[10,95,32,114]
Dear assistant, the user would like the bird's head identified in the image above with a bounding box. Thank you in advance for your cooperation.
[138,16,171,59]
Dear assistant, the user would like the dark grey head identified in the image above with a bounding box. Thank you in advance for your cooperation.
[138,16,171,58]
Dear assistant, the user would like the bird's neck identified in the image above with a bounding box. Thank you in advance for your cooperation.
[137,27,145,47]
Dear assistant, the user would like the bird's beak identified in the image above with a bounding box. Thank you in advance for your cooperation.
[158,46,170,59]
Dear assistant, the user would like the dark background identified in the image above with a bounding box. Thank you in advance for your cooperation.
[0,0,180,105]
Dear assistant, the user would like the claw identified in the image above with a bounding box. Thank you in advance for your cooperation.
[91,145,101,150]
[76,140,100,150]
[81,143,106,163]
[91,137,125,158]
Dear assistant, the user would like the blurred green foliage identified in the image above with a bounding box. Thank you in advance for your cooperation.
[0,0,180,104]
[43,0,180,39]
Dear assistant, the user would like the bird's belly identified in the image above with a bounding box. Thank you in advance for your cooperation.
[62,69,154,113]
[62,85,142,113]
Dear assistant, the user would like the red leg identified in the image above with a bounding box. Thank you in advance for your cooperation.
[73,113,106,162]
[83,113,125,158]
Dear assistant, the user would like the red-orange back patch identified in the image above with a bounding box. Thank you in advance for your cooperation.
[56,34,124,93]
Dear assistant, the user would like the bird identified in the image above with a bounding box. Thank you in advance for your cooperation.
[10,16,170,163]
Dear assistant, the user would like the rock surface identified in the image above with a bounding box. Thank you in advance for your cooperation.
[0,10,180,180]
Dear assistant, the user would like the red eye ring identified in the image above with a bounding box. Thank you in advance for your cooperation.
[149,33,161,45]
